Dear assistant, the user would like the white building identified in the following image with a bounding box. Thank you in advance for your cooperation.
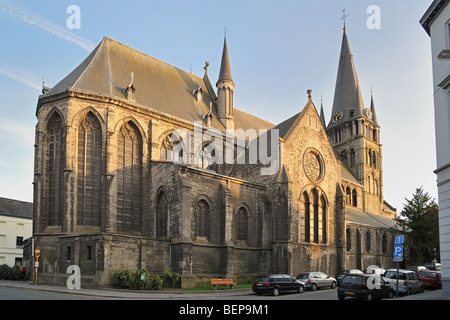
[421,0,450,297]
[0,198,33,267]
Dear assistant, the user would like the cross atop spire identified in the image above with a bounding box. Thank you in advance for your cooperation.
[341,9,349,31]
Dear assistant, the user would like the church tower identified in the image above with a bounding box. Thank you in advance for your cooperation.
[327,27,383,212]
[216,37,235,131]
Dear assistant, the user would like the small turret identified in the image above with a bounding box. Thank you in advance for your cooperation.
[216,38,235,131]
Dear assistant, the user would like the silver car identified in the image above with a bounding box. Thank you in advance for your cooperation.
[383,269,424,295]
[296,272,337,291]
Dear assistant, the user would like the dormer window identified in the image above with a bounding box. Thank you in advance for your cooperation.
[194,87,203,102]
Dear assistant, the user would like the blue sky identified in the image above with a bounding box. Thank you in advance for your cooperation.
[0,0,437,212]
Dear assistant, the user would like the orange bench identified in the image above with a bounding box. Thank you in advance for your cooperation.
[211,278,235,289]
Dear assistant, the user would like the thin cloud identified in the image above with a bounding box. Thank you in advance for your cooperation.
[0,0,95,52]
[0,60,41,90]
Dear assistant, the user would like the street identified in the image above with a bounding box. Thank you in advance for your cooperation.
[0,282,443,300]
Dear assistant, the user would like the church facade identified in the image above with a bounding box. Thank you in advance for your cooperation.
[31,27,398,288]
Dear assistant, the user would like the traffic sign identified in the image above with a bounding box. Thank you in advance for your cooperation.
[395,235,404,244]
[393,244,403,262]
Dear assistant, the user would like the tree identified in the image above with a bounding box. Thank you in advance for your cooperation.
[393,187,440,265]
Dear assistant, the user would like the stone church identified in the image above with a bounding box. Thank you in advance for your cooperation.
[30,26,398,288]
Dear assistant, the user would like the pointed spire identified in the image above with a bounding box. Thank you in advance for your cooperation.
[370,93,379,126]
[328,26,364,128]
[320,95,326,127]
[217,37,233,85]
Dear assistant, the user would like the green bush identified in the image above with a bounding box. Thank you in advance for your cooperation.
[112,269,134,289]
[0,264,24,280]
[112,269,164,290]
[150,275,163,290]
[163,268,179,288]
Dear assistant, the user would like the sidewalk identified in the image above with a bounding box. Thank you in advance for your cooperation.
[0,280,247,299]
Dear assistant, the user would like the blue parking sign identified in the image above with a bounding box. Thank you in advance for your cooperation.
[393,244,403,262]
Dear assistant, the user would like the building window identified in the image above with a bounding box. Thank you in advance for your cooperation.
[346,228,352,252]
[382,233,387,254]
[303,192,310,243]
[346,187,351,206]
[160,132,183,162]
[47,112,65,227]
[236,207,248,242]
[365,231,371,252]
[350,148,356,167]
[320,195,327,244]
[66,246,72,261]
[352,189,357,207]
[87,246,92,261]
[195,199,210,240]
[312,189,319,244]
[77,112,102,227]
[16,236,24,249]
[156,191,168,238]
[372,151,377,168]
[200,142,217,169]
[117,121,143,232]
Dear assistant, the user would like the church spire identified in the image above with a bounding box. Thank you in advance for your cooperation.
[370,93,380,127]
[217,37,233,85]
[328,27,365,129]
[216,36,235,130]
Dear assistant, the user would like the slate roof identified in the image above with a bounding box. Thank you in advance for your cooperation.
[346,207,397,229]
[43,37,273,133]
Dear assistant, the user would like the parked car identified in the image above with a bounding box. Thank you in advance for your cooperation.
[418,270,442,289]
[252,274,305,296]
[296,272,337,291]
[335,269,364,286]
[383,269,424,295]
[407,266,427,273]
[337,274,394,300]
[424,263,441,271]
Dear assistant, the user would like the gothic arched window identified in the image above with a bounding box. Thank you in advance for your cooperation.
[77,112,102,227]
[117,121,142,232]
[346,228,352,252]
[195,199,210,239]
[365,230,371,253]
[372,150,377,168]
[156,191,168,238]
[160,132,183,163]
[352,189,357,207]
[236,207,248,242]
[320,195,327,244]
[303,192,310,243]
[312,189,319,244]
[47,112,65,227]
[350,148,356,167]
[382,233,387,254]
[346,187,351,206]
